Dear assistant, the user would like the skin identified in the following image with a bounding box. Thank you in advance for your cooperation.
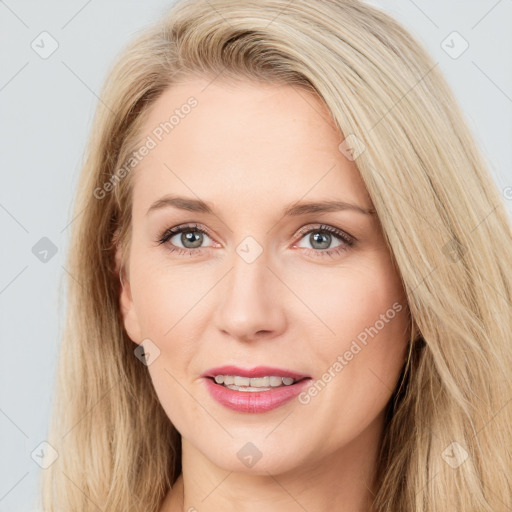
[116,76,411,512]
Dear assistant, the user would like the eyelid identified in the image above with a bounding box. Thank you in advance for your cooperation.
[157,223,215,246]
[157,222,355,257]
[294,224,355,245]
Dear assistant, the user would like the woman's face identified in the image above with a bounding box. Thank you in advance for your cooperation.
[118,77,410,475]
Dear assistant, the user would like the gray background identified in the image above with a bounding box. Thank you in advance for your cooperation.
[0,1,511,510]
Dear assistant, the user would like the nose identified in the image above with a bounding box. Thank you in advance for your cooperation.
[213,250,288,343]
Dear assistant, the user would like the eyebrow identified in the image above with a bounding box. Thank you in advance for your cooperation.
[146,195,376,217]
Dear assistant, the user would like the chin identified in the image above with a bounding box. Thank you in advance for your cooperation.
[200,438,309,476]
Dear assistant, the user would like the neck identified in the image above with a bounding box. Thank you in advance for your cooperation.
[160,410,384,512]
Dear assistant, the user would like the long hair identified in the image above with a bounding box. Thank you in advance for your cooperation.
[40,0,512,510]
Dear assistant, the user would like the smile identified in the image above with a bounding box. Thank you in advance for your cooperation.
[213,374,302,390]
[203,375,312,413]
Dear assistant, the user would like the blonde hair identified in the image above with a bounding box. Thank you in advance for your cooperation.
[40,0,512,510]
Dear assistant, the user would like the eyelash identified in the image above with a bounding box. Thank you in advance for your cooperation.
[156,223,355,258]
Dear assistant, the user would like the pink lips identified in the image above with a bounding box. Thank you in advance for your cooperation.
[201,365,310,380]
[201,365,312,413]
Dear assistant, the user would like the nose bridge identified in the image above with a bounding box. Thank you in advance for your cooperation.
[213,239,286,340]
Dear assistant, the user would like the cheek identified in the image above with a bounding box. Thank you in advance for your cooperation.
[296,255,410,401]
[129,255,205,431]
[128,254,203,406]
[130,252,204,337]
[294,255,408,347]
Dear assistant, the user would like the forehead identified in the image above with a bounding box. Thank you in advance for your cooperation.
[131,77,372,216]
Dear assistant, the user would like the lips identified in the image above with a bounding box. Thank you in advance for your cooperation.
[201,365,311,380]
[203,374,312,413]
[200,366,313,413]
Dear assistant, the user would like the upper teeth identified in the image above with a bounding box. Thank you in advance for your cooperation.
[214,375,297,387]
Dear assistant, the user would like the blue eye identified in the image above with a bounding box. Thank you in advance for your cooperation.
[157,223,355,258]
[294,224,355,258]
[157,223,213,256]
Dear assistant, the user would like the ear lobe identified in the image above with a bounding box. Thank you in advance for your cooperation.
[114,237,142,344]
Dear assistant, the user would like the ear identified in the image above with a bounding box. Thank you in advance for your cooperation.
[114,235,143,344]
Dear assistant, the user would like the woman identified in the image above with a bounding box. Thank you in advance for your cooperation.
[40,0,512,510]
